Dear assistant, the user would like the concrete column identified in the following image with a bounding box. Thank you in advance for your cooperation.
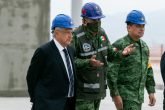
[0,0,50,96]
[71,0,82,27]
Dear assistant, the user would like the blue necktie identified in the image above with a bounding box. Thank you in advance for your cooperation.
[63,48,74,97]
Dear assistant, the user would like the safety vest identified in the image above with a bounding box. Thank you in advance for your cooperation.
[73,26,110,99]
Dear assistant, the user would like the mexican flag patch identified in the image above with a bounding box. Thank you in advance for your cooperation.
[100,36,106,42]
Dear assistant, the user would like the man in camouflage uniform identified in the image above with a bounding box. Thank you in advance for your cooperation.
[107,10,156,110]
[72,2,134,110]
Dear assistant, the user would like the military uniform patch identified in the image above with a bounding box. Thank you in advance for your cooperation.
[100,36,106,42]
[83,43,91,52]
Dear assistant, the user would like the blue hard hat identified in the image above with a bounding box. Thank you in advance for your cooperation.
[51,14,74,30]
[81,2,105,19]
[125,10,146,24]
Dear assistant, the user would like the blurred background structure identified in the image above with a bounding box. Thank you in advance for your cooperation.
[52,0,165,91]
[0,0,164,110]
[0,0,50,96]
[0,0,164,98]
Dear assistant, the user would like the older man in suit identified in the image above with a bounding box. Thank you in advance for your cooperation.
[26,14,76,110]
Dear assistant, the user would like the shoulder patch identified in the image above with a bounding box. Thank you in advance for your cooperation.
[83,43,91,52]
[148,63,152,69]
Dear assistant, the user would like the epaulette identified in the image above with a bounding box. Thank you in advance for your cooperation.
[76,32,85,38]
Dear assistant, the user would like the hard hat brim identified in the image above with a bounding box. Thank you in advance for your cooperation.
[82,15,105,19]
[51,25,75,30]
[125,21,146,25]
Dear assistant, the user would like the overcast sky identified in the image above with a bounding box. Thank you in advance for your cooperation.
[51,0,165,20]
[50,0,165,44]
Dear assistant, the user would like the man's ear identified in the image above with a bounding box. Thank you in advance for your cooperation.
[54,29,58,36]
[127,25,131,32]
[82,18,87,26]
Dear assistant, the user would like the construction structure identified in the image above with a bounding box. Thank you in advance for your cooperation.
[0,0,50,96]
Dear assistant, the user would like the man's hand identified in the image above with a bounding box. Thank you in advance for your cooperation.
[113,96,123,110]
[148,93,156,106]
[89,55,104,67]
[122,44,135,56]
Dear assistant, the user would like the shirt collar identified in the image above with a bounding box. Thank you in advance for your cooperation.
[126,34,142,46]
[126,34,140,43]
[53,38,64,52]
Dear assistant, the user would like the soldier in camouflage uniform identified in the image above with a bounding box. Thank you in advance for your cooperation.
[107,10,156,110]
[71,2,135,110]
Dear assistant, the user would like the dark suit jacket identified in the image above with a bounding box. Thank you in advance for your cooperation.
[161,51,165,84]
[26,40,76,110]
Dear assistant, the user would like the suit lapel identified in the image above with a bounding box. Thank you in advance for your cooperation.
[50,40,69,81]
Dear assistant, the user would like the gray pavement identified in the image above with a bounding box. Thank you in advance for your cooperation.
[0,89,163,110]
[152,63,164,90]
[0,63,163,110]
[99,63,164,110]
[100,89,163,110]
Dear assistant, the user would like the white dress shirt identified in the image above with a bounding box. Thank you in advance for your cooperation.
[53,38,74,97]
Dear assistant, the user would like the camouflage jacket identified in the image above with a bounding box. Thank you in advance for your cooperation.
[71,25,123,99]
[107,35,155,103]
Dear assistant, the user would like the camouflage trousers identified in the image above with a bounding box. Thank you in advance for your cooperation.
[122,100,142,110]
[75,99,101,110]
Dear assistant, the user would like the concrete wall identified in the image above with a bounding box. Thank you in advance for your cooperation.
[0,0,50,96]
[71,0,82,26]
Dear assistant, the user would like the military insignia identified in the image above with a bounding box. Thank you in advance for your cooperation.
[100,36,106,42]
[113,47,118,52]
[147,63,152,69]
[83,43,91,52]
[82,9,86,15]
